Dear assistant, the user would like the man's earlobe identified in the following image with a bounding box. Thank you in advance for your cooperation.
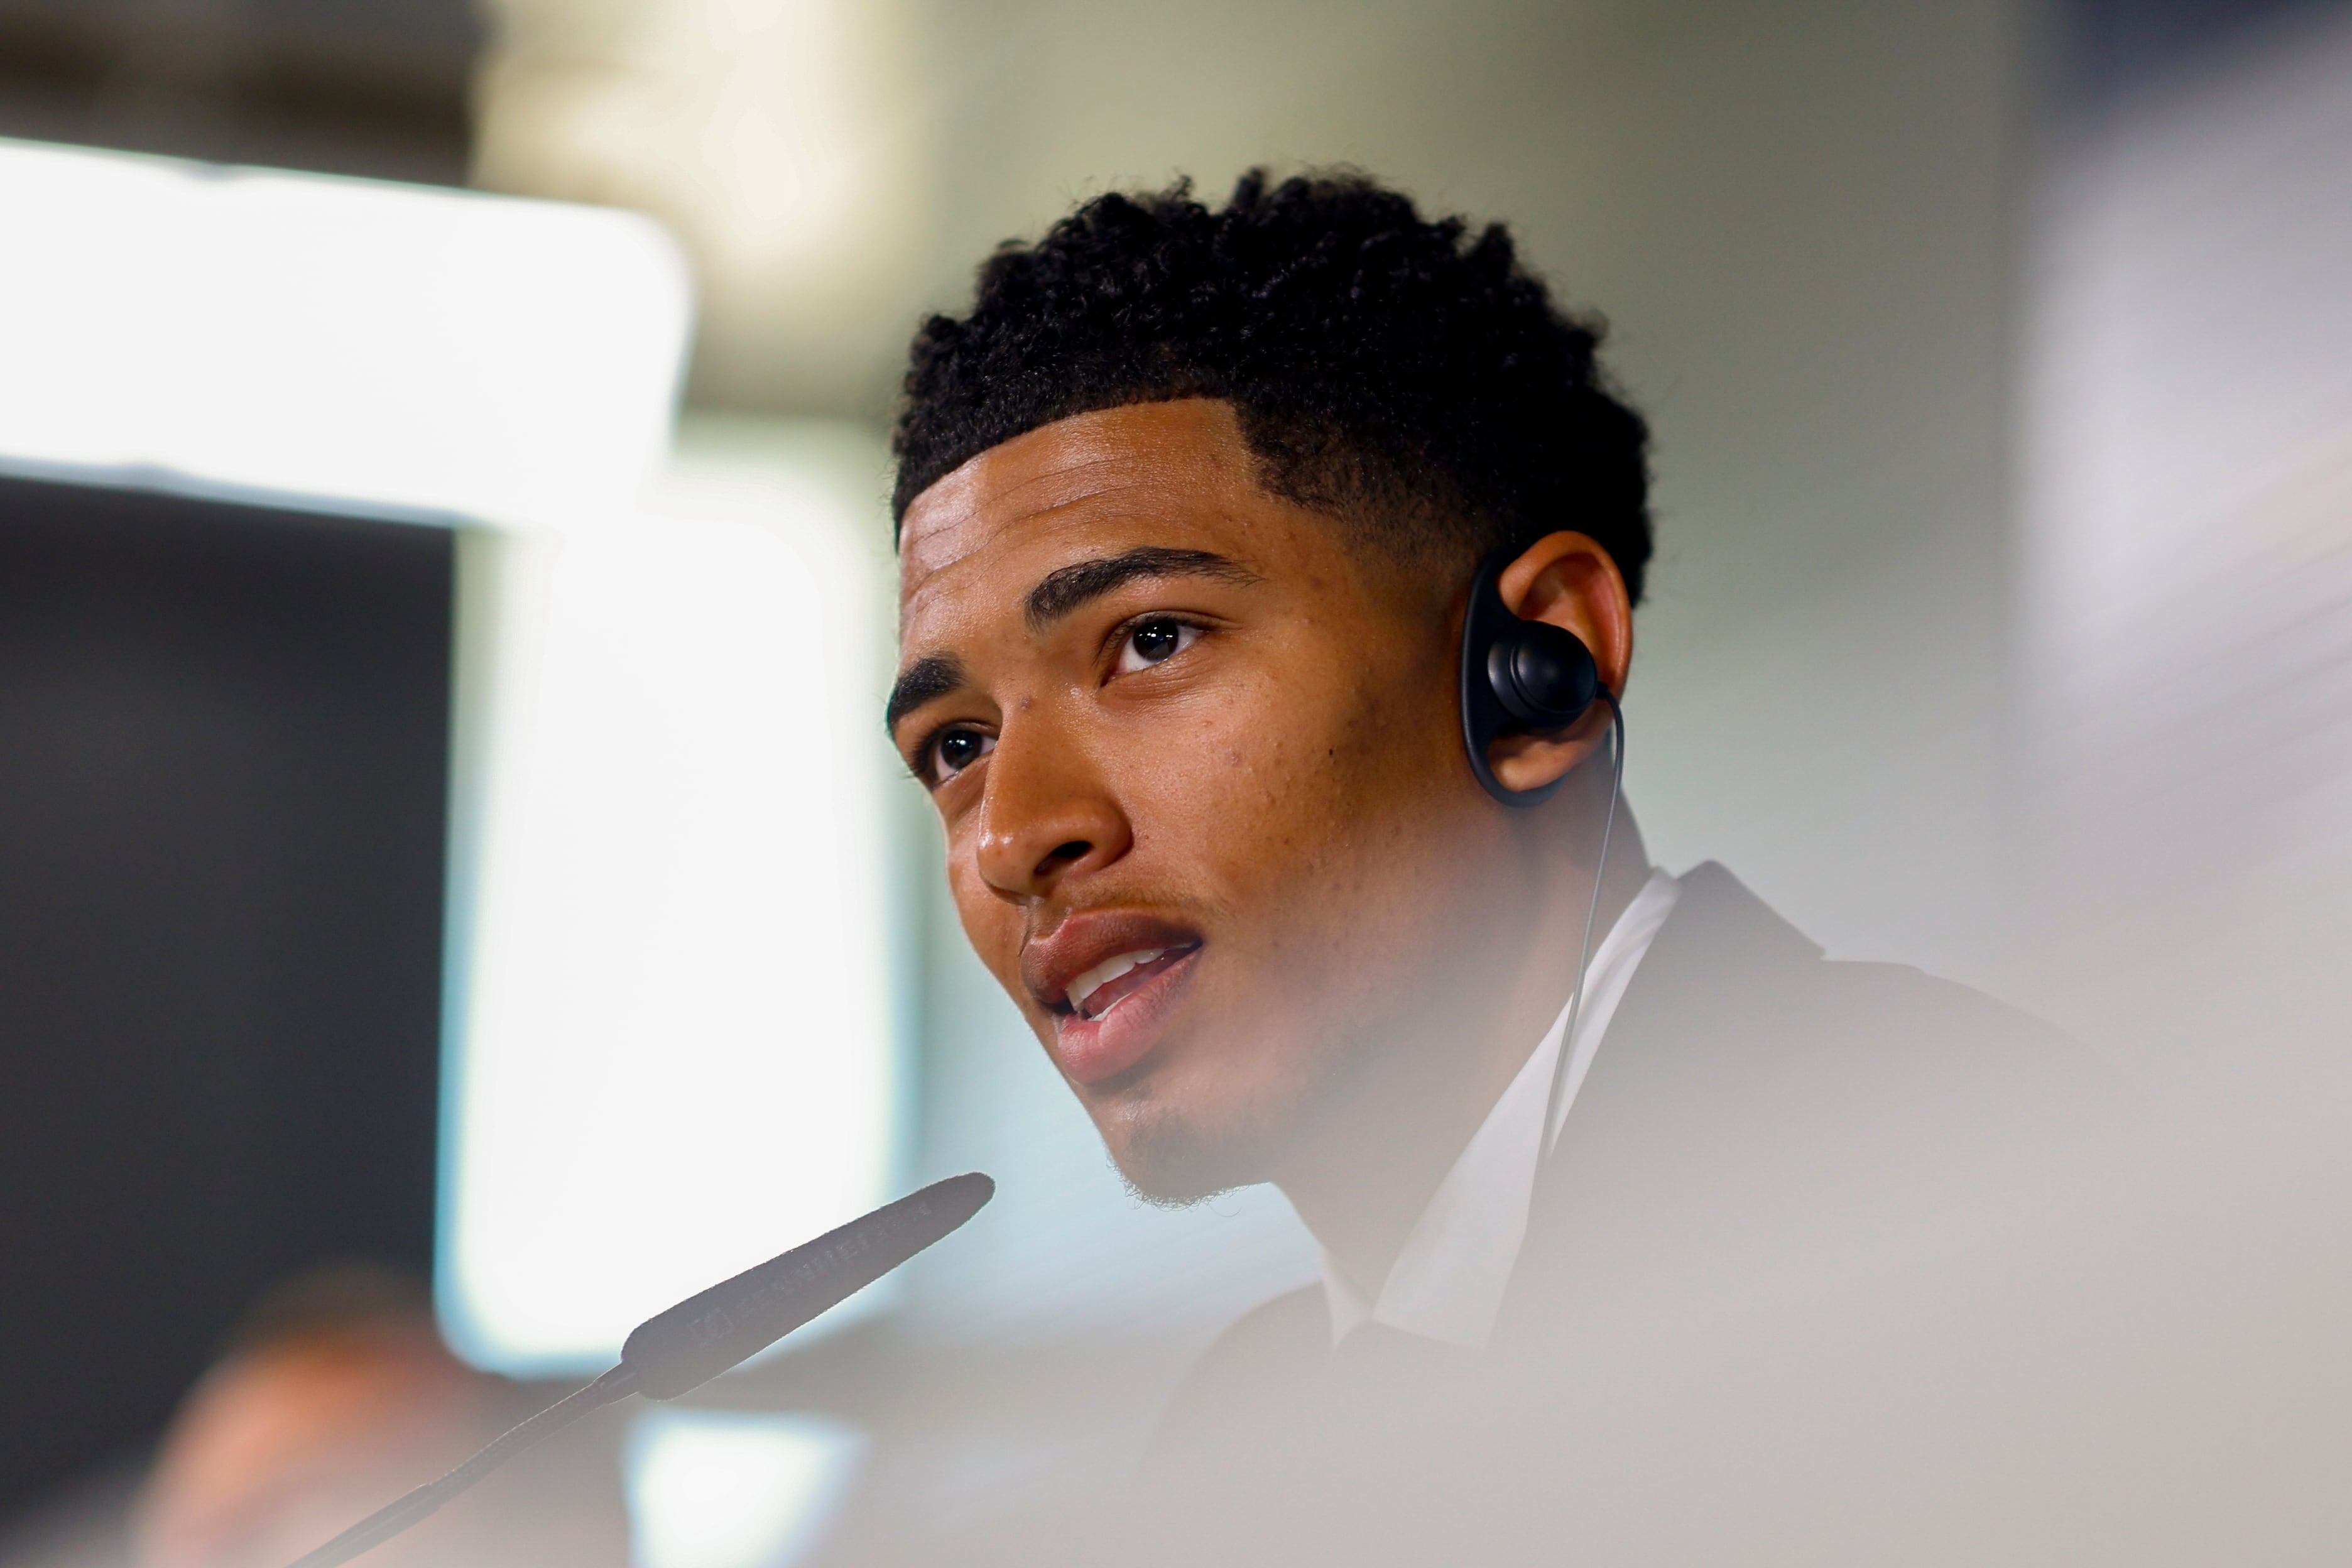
[1461,533,1631,804]
[1487,702,1614,796]
[1460,553,1599,805]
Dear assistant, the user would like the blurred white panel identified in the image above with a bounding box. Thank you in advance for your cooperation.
[626,1408,866,1568]
[441,422,906,1373]
[0,136,689,529]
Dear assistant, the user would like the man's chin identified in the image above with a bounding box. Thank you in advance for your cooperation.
[1100,1105,1280,1207]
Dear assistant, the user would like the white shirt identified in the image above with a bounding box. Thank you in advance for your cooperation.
[1320,868,1683,1348]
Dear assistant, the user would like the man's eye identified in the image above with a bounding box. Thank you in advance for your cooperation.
[1115,618,1201,675]
[927,727,995,784]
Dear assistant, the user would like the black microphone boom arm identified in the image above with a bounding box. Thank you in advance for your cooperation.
[281,1173,995,1568]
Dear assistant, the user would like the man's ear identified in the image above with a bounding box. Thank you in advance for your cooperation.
[1486,532,1633,797]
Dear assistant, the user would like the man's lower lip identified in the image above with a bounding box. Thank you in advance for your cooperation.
[1052,947,1201,1085]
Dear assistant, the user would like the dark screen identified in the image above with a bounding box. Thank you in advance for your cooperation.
[0,474,452,1523]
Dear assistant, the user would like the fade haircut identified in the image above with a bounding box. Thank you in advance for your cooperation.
[890,169,1654,602]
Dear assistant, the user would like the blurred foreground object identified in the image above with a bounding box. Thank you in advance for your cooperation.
[2020,0,2352,1074]
[134,1271,628,1568]
[925,1068,2352,1568]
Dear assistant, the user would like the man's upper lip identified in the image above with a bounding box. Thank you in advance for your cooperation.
[1023,910,1202,1011]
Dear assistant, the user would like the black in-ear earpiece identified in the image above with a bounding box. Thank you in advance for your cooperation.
[1459,552,1603,806]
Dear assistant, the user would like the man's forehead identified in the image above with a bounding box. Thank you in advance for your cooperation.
[897,400,1255,604]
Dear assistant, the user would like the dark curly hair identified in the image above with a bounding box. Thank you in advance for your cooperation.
[891,169,1653,602]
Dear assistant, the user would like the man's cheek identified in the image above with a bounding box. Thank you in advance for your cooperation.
[947,863,1023,993]
[1135,697,1305,820]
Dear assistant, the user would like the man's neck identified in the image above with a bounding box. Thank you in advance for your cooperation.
[1275,807,1655,1300]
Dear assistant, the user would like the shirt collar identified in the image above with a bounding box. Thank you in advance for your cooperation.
[1318,867,1682,1348]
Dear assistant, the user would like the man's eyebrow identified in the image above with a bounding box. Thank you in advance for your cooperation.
[884,652,967,734]
[1023,547,1259,631]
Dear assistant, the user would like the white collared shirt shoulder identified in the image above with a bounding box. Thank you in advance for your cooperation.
[1320,867,1682,1348]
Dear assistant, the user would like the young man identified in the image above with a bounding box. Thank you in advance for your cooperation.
[886,172,2096,1557]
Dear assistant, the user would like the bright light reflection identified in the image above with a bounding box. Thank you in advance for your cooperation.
[0,136,687,528]
[627,1409,867,1568]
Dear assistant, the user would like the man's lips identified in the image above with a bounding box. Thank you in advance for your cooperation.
[1047,945,1201,1084]
[1067,945,1195,1020]
[1023,910,1204,1010]
[1022,911,1204,1084]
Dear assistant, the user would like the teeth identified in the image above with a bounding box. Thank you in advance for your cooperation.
[1069,949,1163,1018]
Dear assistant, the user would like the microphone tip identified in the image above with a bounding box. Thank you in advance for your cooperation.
[932,1170,996,1219]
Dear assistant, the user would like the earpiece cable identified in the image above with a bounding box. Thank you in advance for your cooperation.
[1542,692,1625,1157]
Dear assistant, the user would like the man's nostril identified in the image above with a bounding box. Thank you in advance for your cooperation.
[1043,839,1091,869]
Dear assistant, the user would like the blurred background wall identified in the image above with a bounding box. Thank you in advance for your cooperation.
[2,0,2347,1563]
[469,0,2049,988]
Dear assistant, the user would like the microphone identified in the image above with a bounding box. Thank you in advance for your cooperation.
[283,1172,995,1568]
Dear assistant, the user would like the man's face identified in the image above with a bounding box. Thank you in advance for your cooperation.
[893,399,1538,1199]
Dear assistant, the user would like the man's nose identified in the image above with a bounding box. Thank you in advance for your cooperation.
[972,720,1133,901]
